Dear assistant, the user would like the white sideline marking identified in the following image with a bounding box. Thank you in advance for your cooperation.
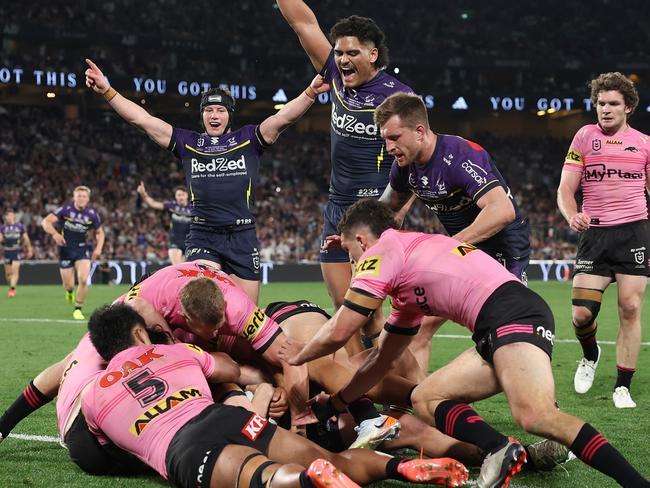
[1,318,649,346]
[8,433,59,443]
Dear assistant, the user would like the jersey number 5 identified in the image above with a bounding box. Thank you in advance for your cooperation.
[123,368,169,407]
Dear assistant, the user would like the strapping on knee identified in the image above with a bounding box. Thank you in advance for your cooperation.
[572,288,603,323]
[236,453,280,488]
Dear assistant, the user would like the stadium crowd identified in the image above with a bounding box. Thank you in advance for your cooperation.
[2,0,648,96]
[0,107,575,263]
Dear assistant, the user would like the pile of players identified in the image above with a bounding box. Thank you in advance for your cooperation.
[2,0,650,486]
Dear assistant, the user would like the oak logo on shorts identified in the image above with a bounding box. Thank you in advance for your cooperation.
[241,307,267,341]
[354,256,382,277]
[242,413,268,441]
[451,243,478,257]
[130,387,202,436]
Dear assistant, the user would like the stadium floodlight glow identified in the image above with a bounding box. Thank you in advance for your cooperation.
[547,108,557,114]
[537,110,546,116]
[393,67,400,74]
[184,102,190,107]
[274,103,285,110]
[275,187,281,193]
[461,12,469,19]
[140,99,146,105]
[46,92,55,98]
[646,105,650,112]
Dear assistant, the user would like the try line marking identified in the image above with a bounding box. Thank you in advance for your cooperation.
[0,318,649,346]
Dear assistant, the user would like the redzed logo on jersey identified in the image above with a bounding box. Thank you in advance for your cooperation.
[242,413,268,441]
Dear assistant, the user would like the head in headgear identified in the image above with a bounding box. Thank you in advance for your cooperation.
[200,88,235,136]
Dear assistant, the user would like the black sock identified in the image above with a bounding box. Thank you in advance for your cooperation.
[299,470,316,487]
[10,286,15,290]
[570,423,648,487]
[434,400,507,453]
[75,306,82,310]
[0,381,52,437]
[385,457,408,481]
[615,366,635,390]
[346,397,380,425]
[573,320,599,361]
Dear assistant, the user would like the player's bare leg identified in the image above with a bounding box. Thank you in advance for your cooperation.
[59,266,76,303]
[231,276,260,304]
[408,315,447,376]
[8,261,20,287]
[612,274,646,407]
[167,248,185,265]
[72,259,91,319]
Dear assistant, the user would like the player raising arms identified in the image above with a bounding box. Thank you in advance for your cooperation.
[85,59,328,304]
[276,1,413,350]
[42,186,104,320]
[136,182,191,264]
[0,210,33,297]
[558,72,650,408]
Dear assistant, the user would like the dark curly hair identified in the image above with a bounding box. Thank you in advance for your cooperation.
[329,15,389,70]
[88,304,146,361]
[590,72,639,115]
[337,198,397,238]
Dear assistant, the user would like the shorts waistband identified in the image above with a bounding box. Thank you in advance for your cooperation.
[192,223,255,234]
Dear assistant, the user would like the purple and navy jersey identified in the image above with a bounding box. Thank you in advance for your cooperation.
[169,125,267,227]
[390,134,529,254]
[163,201,191,239]
[55,204,102,248]
[0,223,26,251]
[322,51,413,205]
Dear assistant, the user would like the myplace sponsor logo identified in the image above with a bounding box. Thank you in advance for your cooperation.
[191,156,246,173]
[331,105,378,136]
[461,159,487,185]
[584,164,643,182]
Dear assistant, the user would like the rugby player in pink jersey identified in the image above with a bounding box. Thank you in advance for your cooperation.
[280,199,650,488]
[82,304,469,488]
[557,72,650,408]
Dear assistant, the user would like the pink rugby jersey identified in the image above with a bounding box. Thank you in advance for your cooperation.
[82,343,215,479]
[121,263,280,351]
[350,229,519,332]
[563,124,650,226]
[56,333,106,439]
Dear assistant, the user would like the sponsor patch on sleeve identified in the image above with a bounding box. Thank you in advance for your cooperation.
[564,148,583,165]
[241,307,267,342]
[125,284,142,301]
[185,343,204,355]
[450,243,478,257]
[353,256,382,278]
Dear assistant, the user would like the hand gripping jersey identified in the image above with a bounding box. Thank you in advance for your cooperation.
[56,333,106,439]
[390,135,529,255]
[322,51,413,204]
[120,262,280,352]
[162,201,191,241]
[348,229,519,332]
[563,124,650,226]
[82,343,216,478]
[0,222,26,251]
[54,204,102,248]
[168,125,268,228]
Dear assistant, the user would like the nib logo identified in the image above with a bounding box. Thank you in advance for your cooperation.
[272,89,288,103]
[452,97,468,110]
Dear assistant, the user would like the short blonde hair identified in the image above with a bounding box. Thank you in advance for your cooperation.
[74,185,91,195]
[180,277,225,324]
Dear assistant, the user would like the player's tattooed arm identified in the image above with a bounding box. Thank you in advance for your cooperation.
[276,0,331,71]
[84,59,173,149]
[380,184,416,227]
[259,74,329,145]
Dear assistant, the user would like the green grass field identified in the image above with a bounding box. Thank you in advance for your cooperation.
[0,281,649,487]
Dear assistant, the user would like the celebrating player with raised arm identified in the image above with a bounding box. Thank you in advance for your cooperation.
[42,186,104,320]
[136,182,191,264]
[276,0,413,350]
[557,72,650,408]
[0,210,33,297]
[280,199,649,488]
[85,58,328,303]
[375,92,530,374]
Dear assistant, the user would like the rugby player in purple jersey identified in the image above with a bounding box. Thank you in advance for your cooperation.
[42,186,105,320]
[0,210,33,297]
[85,58,328,304]
[276,0,413,353]
[375,92,530,374]
[137,182,191,265]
